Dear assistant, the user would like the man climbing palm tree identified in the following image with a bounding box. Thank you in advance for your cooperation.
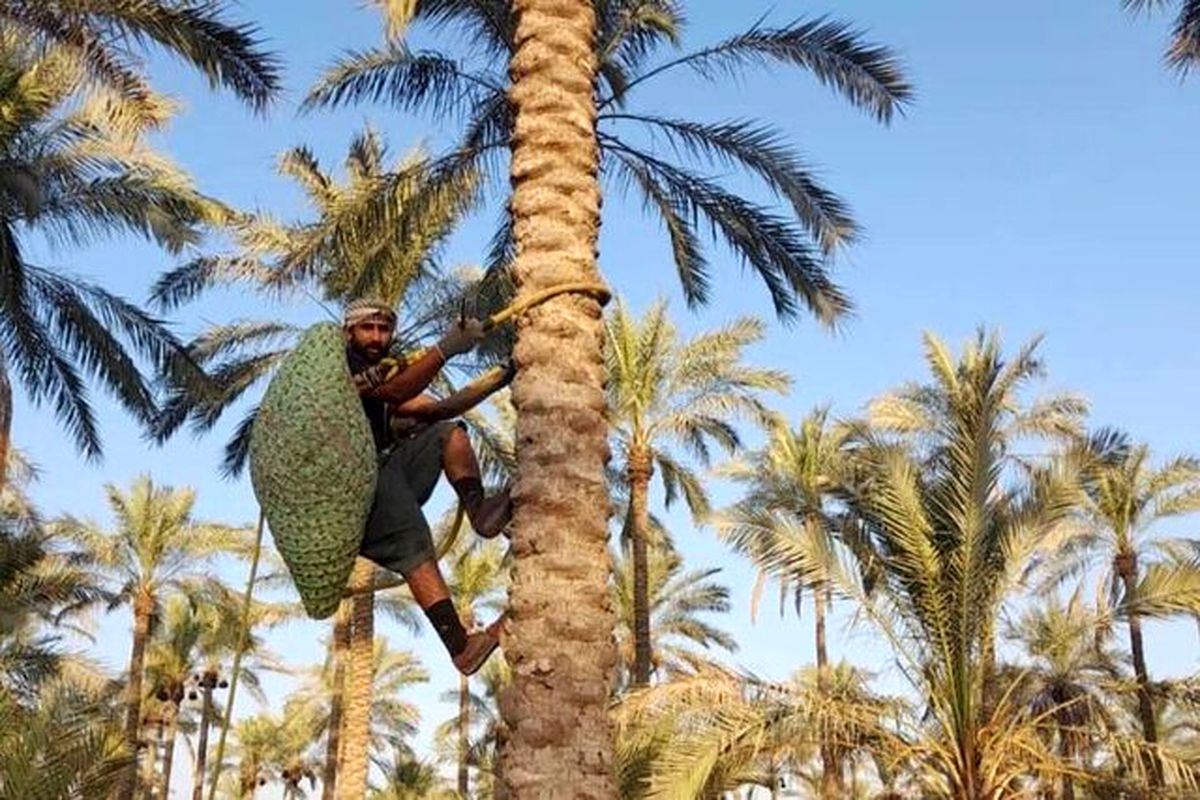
[342,297,510,675]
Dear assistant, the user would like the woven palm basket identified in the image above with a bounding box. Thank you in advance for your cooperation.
[248,323,377,619]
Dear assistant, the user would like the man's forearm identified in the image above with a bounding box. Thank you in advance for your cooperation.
[364,348,444,404]
[391,366,510,422]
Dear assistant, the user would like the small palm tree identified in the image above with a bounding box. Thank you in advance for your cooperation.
[1006,589,1124,800]
[606,300,787,685]
[0,34,231,485]
[714,406,857,797]
[142,594,204,797]
[0,461,106,696]
[616,662,906,799]
[222,712,283,800]
[434,656,510,800]
[53,475,248,794]
[369,752,457,800]
[836,330,1095,799]
[149,128,476,476]
[1071,436,1200,781]
[294,637,428,797]
[143,586,284,800]
[1124,0,1200,73]
[611,543,736,690]
[186,580,290,800]
[0,679,132,800]
[274,698,323,800]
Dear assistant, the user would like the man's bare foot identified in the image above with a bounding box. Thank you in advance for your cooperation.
[468,487,512,539]
[452,615,505,676]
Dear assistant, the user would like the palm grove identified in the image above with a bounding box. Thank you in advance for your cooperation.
[1,1,1198,799]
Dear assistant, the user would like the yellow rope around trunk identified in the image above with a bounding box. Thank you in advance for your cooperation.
[483,281,610,331]
[207,509,265,800]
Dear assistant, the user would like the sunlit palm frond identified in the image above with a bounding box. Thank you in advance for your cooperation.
[1,0,281,111]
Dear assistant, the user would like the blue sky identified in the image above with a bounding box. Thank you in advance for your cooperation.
[15,0,1200,794]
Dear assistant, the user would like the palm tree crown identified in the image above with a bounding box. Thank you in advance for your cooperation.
[303,0,913,322]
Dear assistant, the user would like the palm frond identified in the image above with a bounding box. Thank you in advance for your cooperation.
[303,44,499,119]
[603,114,857,253]
[606,144,848,324]
[610,16,912,122]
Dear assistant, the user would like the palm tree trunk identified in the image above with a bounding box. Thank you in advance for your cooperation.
[814,580,842,799]
[459,671,471,798]
[144,714,164,799]
[192,673,217,800]
[160,700,181,798]
[501,0,616,797]
[0,352,11,489]
[240,765,256,800]
[1117,551,1162,785]
[122,589,156,800]
[337,558,375,800]
[627,449,654,687]
[322,603,351,800]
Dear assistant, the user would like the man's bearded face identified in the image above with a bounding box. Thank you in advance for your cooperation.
[346,318,394,363]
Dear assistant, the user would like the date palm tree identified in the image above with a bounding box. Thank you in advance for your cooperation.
[1068,436,1200,784]
[1005,589,1123,800]
[832,331,1126,799]
[149,128,476,475]
[0,33,230,485]
[53,475,248,799]
[311,10,908,794]
[0,678,132,800]
[714,406,857,797]
[440,540,507,797]
[294,637,428,799]
[611,543,736,690]
[304,0,912,324]
[0,459,106,697]
[616,662,906,799]
[0,0,279,124]
[606,300,786,686]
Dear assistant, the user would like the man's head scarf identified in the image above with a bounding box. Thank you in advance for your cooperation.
[343,297,396,328]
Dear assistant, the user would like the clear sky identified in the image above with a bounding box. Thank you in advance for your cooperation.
[16,1,1200,795]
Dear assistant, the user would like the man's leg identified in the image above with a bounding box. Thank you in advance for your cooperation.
[362,451,501,675]
[404,558,502,675]
[440,423,512,539]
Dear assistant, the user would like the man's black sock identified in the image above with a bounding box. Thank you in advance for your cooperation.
[424,599,468,656]
[451,476,485,510]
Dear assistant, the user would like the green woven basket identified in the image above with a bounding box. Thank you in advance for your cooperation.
[248,323,377,620]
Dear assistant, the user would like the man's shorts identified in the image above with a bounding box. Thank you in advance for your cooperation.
[358,420,461,575]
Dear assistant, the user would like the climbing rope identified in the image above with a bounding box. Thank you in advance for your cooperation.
[210,282,609,791]
[206,510,265,800]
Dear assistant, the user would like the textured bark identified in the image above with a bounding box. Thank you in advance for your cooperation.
[626,448,653,687]
[122,589,155,800]
[159,699,181,799]
[500,0,617,796]
[322,602,351,800]
[192,672,218,800]
[813,583,842,799]
[0,353,11,490]
[337,558,375,800]
[1117,550,1162,785]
